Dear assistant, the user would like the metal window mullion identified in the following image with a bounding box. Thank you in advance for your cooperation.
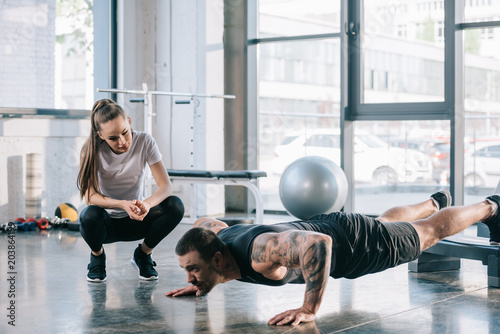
[451,0,465,205]
[348,1,362,120]
[340,0,359,212]
[247,0,258,171]
[356,101,452,116]
[458,20,500,29]
[110,0,117,100]
[249,32,341,45]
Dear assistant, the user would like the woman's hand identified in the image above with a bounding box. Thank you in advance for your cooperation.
[133,199,150,217]
[123,200,149,221]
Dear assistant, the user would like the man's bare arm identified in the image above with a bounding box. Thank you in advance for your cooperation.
[253,231,332,325]
[300,234,332,312]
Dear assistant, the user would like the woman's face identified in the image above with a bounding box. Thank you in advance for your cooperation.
[98,116,133,154]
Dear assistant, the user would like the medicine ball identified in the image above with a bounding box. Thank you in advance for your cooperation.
[55,203,78,222]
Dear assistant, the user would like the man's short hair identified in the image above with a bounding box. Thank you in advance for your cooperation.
[175,227,226,262]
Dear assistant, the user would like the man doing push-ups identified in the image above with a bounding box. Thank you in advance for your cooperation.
[166,190,500,326]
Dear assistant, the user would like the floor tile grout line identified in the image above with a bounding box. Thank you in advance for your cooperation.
[330,286,488,333]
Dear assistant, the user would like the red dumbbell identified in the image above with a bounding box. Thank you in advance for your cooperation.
[36,218,49,229]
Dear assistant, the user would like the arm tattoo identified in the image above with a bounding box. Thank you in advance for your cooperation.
[199,221,224,228]
[302,241,329,296]
[252,232,331,302]
[275,232,301,267]
[257,232,304,267]
[283,232,331,312]
[251,235,278,263]
[254,231,332,314]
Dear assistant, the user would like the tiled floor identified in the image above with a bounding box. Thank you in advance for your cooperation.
[1,220,500,333]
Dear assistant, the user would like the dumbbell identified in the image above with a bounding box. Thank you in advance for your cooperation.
[48,217,65,228]
[0,222,14,232]
[25,218,38,231]
[15,218,27,231]
[36,218,50,229]
[15,218,43,231]
[15,218,33,231]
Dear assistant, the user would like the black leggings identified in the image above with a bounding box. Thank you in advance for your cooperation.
[79,196,184,253]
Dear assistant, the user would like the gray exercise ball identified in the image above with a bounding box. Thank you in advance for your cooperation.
[279,156,348,220]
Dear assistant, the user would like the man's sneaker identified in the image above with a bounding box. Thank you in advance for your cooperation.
[430,189,452,210]
[87,251,106,282]
[484,195,500,246]
[131,244,158,280]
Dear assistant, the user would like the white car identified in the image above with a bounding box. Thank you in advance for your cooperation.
[464,141,500,187]
[272,130,433,185]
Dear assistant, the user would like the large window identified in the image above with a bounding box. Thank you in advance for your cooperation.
[257,2,341,212]
[0,0,94,110]
[254,0,500,215]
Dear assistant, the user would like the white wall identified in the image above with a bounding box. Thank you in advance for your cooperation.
[116,0,225,218]
[0,119,89,220]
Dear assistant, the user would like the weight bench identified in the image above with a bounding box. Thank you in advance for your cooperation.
[167,169,267,224]
[409,224,500,287]
[410,182,500,287]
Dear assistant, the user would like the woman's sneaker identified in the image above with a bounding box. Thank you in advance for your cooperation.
[430,189,452,210]
[131,244,159,280]
[87,251,106,282]
[484,195,500,246]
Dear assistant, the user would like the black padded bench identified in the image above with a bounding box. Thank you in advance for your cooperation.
[409,225,500,287]
[167,169,267,224]
[410,182,500,287]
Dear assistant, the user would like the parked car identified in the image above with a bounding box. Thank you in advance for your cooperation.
[464,141,500,187]
[390,138,475,184]
[272,130,433,185]
[390,139,451,182]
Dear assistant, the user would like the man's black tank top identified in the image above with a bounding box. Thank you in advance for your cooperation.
[216,218,350,286]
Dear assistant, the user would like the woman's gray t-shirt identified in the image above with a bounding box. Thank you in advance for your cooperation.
[98,131,162,218]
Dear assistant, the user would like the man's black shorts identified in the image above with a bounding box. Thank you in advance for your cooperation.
[307,212,421,279]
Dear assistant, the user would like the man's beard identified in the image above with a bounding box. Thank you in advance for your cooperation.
[196,265,222,294]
